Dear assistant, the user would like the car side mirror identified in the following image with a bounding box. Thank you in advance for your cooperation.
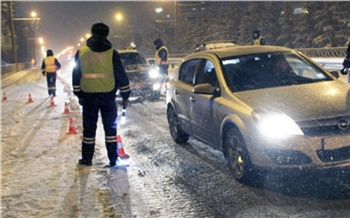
[193,83,217,95]
[329,70,339,79]
[149,59,156,66]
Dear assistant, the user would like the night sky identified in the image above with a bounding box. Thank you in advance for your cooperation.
[15,1,163,54]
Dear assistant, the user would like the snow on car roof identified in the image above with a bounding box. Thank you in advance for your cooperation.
[189,45,294,58]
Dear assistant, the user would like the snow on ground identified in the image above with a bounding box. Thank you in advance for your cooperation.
[2,58,350,217]
[1,62,117,217]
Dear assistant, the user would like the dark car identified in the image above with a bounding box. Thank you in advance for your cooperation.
[166,45,350,183]
[118,48,162,101]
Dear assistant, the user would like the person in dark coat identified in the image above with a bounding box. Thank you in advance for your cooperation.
[72,22,131,167]
[41,49,61,97]
[341,42,350,75]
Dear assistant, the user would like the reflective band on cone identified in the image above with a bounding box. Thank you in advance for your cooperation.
[63,102,71,114]
[67,117,78,134]
[2,92,7,101]
[27,93,34,103]
[49,95,56,107]
[117,135,129,159]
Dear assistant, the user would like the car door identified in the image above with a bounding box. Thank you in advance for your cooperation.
[190,58,221,145]
[172,58,200,134]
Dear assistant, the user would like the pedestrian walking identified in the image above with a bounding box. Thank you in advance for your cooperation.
[252,30,266,45]
[41,49,61,97]
[72,22,131,167]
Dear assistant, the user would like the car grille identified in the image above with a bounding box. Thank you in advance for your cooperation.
[317,146,350,162]
[297,116,350,137]
[128,71,149,82]
[267,149,313,165]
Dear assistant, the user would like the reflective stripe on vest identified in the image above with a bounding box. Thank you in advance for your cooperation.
[79,46,114,93]
[44,56,56,72]
[155,46,168,65]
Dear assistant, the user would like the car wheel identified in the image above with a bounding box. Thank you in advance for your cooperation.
[224,127,254,183]
[167,106,189,144]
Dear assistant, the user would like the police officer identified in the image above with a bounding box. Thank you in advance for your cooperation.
[41,49,61,97]
[72,22,131,167]
[154,38,169,77]
[252,30,266,45]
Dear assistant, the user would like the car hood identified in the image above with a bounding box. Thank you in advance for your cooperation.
[125,64,150,73]
[233,80,350,121]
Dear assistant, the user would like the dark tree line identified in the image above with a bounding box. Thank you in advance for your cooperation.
[164,1,350,54]
[2,1,349,62]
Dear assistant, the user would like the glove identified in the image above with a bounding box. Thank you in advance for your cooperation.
[122,98,129,109]
[42,71,46,76]
[78,98,84,106]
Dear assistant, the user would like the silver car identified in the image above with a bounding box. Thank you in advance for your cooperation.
[166,45,350,183]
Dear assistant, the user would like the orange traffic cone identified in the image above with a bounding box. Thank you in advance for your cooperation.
[49,95,56,107]
[27,93,34,103]
[67,117,78,134]
[117,135,129,159]
[62,102,71,114]
[2,92,7,101]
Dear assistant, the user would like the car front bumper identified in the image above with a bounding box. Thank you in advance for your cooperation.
[248,132,350,170]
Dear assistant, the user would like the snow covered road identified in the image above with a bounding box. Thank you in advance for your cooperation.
[2,61,350,217]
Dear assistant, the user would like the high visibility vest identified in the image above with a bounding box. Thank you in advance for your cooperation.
[79,46,114,93]
[44,56,57,73]
[155,46,168,65]
[253,36,263,45]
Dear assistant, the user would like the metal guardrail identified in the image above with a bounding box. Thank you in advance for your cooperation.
[2,47,347,78]
[296,47,347,58]
[1,62,33,78]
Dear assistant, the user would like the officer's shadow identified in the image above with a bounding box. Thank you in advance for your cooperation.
[62,164,92,217]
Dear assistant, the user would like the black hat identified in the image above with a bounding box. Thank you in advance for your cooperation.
[91,22,109,37]
[153,38,163,46]
[46,49,53,56]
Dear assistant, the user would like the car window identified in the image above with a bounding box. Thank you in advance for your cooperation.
[221,52,333,92]
[119,52,147,66]
[195,59,218,87]
[179,59,199,84]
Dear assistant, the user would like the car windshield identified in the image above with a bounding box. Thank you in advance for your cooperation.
[119,52,147,66]
[221,52,333,92]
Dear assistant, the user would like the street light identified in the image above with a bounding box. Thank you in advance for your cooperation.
[8,2,41,68]
[38,37,44,45]
[114,13,129,48]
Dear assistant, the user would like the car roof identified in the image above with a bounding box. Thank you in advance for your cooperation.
[117,48,140,54]
[194,40,237,52]
[188,45,294,59]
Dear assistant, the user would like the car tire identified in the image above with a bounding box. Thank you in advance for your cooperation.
[224,127,255,183]
[167,106,190,144]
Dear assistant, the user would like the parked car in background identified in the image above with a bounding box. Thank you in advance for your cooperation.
[166,45,350,183]
[117,48,162,102]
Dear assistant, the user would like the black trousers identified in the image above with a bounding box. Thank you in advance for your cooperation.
[81,93,118,165]
[46,73,56,96]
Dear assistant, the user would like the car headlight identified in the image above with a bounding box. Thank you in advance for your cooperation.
[153,83,161,90]
[149,68,160,78]
[252,111,303,139]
